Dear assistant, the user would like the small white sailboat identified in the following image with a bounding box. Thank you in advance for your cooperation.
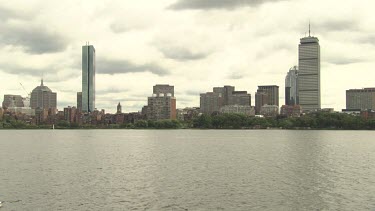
[52,124,55,130]
[0,201,2,207]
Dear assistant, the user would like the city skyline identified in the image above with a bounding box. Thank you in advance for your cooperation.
[0,0,374,113]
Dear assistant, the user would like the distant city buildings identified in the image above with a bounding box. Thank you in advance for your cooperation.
[82,44,96,113]
[176,107,200,121]
[117,102,122,114]
[298,25,321,112]
[2,95,24,108]
[255,85,279,114]
[220,105,255,116]
[200,92,223,115]
[255,90,268,114]
[64,106,79,123]
[30,79,57,111]
[361,110,375,120]
[280,105,302,117]
[77,92,82,111]
[232,91,251,106]
[0,107,3,121]
[200,85,251,115]
[260,105,279,117]
[143,84,177,121]
[346,88,375,110]
[285,66,299,105]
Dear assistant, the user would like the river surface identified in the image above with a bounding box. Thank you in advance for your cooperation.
[0,130,374,210]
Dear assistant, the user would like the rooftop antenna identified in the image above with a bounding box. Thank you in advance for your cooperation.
[309,20,311,37]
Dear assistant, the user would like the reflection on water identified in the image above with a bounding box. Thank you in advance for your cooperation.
[0,130,374,210]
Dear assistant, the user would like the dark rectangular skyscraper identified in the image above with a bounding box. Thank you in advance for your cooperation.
[77,92,82,111]
[257,85,279,106]
[82,44,95,113]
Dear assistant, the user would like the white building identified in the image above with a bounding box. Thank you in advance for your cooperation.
[220,105,255,116]
[260,105,279,117]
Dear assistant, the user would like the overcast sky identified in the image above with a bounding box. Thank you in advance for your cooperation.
[0,0,374,113]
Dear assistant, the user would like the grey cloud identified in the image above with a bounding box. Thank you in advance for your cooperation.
[96,88,129,95]
[0,6,31,20]
[325,57,364,65]
[97,97,137,102]
[57,88,78,94]
[0,63,78,82]
[168,0,287,10]
[0,6,68,54]
[58,100,76,108]
[0,7,16,20]
[185,90,202,96]
[297,19,360,35]
[97,59,170,76]
[110,23,131,33]
[0,25,69,54]
[227,72,245,80]
[255,41,293,60]
[358,35,375,46]
[315,19,359,32]
[159,46,210,61]
[0,64,47,77]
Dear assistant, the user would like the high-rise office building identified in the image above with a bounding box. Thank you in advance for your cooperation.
[285,66,299,105]
[146,84,176,120]
[77,92,82,111]
[232,91,251,106]
[346,88,375,110]
[2,95,24,108]
[153,85,174,97]
[64,106,78,123]
[200,86,251,115]
[30,79,57,110]
[117,102,122,114]
[82,44,95,113]
[255,90,268,114]
[200,92,223,115]
[257,85,279,106]
[213,86,235,106]
[298,25,320,112]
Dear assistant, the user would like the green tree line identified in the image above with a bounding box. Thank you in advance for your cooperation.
[193,113,375,130]
[1,113,375,130]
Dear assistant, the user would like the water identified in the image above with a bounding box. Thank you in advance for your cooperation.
[0,130,374,210]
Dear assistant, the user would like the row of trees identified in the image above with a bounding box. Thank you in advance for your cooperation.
[119,120,183,129]
[192,113,375,130]
[2,113,375,130]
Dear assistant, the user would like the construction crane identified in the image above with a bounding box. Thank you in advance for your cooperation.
[19,83,31,107]
[19,83,30,96]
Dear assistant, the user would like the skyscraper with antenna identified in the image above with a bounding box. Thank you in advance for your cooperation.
[297,23,321,112]
[82,43,96,113]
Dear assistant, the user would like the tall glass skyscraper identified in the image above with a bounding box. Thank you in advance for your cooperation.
[298,26,320,112]
[82,44,95,113]
[285,66,298,105]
